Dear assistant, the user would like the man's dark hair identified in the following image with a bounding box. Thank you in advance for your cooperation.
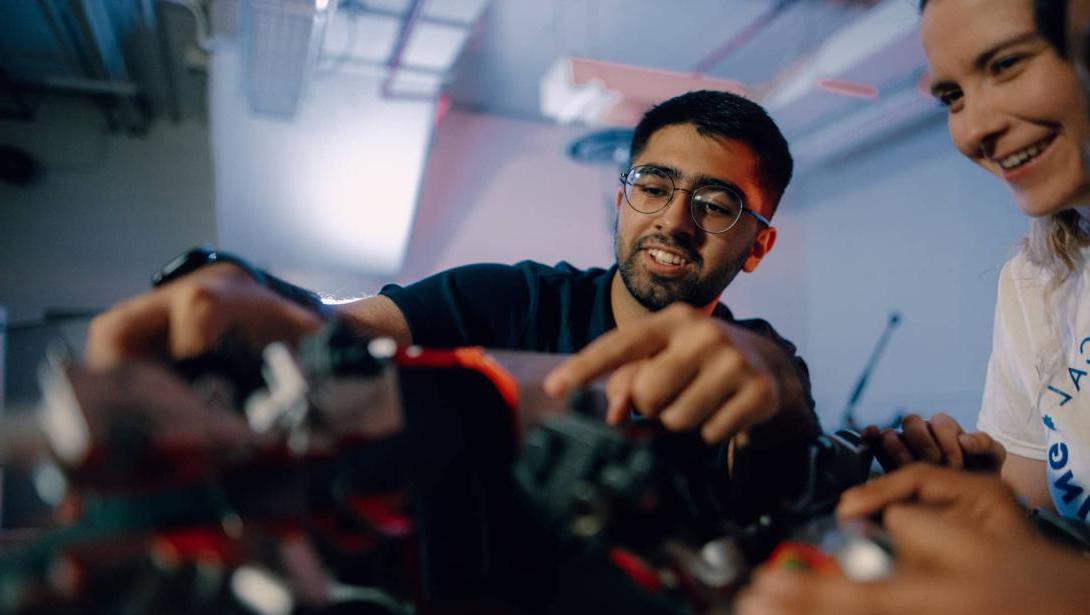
[919,0,1068,55]
[628,90,794,211]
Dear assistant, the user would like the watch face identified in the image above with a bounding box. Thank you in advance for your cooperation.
[153,247,214,287]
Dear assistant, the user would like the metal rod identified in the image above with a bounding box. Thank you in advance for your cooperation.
[78,0,150,131]
[341,2,470,30]
[137,0,179,122]
[36,76,140,96]
[840,312,902,430]
[36,0,90,75]
[153,0,183,121]
[380,0,427,99]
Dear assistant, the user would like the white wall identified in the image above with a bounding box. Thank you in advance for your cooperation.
[795,118,1029,429]
[405,109,615,277]
[0,98,217,324]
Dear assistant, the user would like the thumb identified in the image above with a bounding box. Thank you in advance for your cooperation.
[957,432,1006,470]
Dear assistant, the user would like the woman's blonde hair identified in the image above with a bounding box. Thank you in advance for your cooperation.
[1022,210,1090,283]
[1025,210,1088,399]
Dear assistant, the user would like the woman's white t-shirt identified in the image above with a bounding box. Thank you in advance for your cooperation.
[978,249,1090,522]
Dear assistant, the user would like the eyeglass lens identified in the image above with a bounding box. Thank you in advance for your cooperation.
[623,166,743,233]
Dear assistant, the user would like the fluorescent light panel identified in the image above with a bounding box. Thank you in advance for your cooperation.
[244,0,333,117]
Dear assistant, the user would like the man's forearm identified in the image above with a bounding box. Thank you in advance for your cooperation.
[335,295,413,347]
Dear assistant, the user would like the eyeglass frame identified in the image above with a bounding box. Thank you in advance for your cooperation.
[618,165,772,233]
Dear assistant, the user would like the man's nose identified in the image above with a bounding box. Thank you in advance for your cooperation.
[654,188,698,234]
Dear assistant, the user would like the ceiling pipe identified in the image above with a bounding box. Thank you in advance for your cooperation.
[77,0,150,131]
[760,0,920,111]
[137,0,182,121]
[37,76,140,96]
[345,2,471,29]
[380,0,430,100]
[33,0,148,131]
[690,0,799,75]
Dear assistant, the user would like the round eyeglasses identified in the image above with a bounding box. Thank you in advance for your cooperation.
[619,165,771,234]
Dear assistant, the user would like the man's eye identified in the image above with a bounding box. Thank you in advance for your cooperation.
[637,184,668,196]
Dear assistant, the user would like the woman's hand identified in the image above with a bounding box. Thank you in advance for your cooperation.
[735,466,1086,615]
[863,413,1005,472]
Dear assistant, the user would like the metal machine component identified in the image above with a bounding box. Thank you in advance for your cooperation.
[0,322,885,613]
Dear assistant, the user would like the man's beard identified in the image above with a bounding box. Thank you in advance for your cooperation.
[615,230,746,312]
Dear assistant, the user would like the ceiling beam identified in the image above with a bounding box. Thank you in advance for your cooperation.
[761,0,919,111]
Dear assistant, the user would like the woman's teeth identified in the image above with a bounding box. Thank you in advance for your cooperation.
[998,136,1055,170]
[648,248,687,266]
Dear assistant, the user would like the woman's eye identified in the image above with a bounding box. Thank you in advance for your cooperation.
[990,54,1026,76]
[936,89,962,108]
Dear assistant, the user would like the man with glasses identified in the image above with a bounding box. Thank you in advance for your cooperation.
[87,90,819,511]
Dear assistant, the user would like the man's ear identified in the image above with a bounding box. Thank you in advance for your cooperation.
[742,226,777,273]
[614,187,624,213]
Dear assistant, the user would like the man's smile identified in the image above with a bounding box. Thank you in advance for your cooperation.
[642,247,694,277]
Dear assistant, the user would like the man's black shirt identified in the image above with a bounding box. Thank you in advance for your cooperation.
[381,260,808,372]
[380,260,820,519]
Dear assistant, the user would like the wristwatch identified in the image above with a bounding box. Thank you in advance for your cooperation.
[151,246,266,288]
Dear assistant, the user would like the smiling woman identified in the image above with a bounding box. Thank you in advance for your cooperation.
[862,0,1090,523]
[921,0,1090,216]
[733,2,1090,613]
[921,0,1090,276]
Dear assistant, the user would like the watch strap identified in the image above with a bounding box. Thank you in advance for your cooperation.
[152,246,329,317]
[152,246,266,288]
